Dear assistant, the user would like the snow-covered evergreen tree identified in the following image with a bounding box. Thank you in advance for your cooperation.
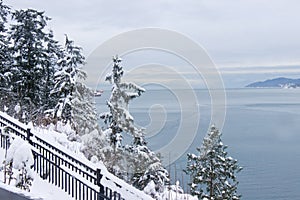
[100,56,169,194]
[72,78,99,136]
[185,125,242,200]
[8,9,58,122]
[0,0,9,41]
[101,55,145,150]
[50,35,98,136]
[126,134,169,194]
[39,30,63,123]
[50,36,84,124]
[100,55,145,176]
[0,0,12,111]
[0,0,10,70]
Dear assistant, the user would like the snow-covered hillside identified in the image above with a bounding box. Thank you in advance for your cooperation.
[246,77,300,88]
[0,111,153,200]
[0,111,197,200]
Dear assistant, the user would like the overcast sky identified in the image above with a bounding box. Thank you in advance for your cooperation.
[5,0,300,87]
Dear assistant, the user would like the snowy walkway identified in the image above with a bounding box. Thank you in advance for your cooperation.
[0,186,41,200]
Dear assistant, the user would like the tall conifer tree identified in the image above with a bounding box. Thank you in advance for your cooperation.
[185,126,242,200]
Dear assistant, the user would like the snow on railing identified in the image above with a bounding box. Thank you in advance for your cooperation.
[0,111,152,200]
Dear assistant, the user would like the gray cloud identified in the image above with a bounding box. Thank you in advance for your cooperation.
[6,0,300,86]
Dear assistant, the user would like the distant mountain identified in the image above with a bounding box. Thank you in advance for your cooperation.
[246,77,300,88]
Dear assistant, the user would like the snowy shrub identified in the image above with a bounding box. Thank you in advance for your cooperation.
[5,137,34,191]
[81,129,121,168]
[144,180,160,199]
[55,121,76,136]
[144,180,198,200]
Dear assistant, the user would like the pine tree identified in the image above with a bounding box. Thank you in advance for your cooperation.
[50,35,97,136]
[40,30,63,122]
[8,9,58,122]
[100,56,169,192]
[50,36,84,123]
[0,0,12,111]
[185,125,242,200]
[100,55,145,150]
[126,134,169,194]
[100,55,145,176]
[0,0,10,69]
[72,78,99,136]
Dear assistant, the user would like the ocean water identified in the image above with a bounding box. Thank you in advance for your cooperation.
[96,88,300,199]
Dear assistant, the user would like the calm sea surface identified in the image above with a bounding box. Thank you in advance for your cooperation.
[96,88,300,199]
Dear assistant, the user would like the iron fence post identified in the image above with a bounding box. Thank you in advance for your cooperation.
[26,128,33,145]
[97,168,105,200]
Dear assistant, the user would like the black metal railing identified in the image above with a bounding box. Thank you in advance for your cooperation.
[0,112,128,200]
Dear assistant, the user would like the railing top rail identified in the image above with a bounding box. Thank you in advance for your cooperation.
[0,113,27,133]
[0,111,97,174]
[33,133,97,174]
